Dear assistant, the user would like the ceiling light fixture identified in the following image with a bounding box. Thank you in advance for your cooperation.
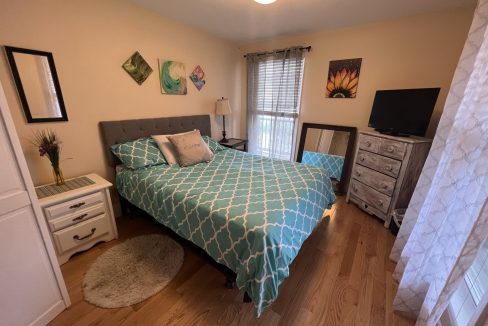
[254,0,277,4]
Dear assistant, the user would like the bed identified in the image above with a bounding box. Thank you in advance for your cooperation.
[100,115,336,316]
[301,150,345,181]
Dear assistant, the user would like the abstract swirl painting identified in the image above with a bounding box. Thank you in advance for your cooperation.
[158,60,187,95]
[325,58,362,98]
[190,65,205,91]
[122,51,153,85]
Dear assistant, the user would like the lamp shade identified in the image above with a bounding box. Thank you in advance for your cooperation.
[215,98,232,116]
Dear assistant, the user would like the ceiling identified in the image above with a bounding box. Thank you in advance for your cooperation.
[130,0,476,43]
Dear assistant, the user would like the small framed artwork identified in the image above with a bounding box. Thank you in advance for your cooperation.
[189,65,205,91]
[158,60,187,95]
[122,51,153,85]
[325,58,362,98]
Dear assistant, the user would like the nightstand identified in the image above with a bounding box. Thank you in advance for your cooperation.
[219,138,248,152]
[35,173,118,265]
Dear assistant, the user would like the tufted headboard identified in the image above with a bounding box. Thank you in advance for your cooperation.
[99,115,211,166]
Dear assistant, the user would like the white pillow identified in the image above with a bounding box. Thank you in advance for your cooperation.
[167,130,214,167]
[152,130,195,165]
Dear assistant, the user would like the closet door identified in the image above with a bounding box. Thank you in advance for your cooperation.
[0,81,69,325]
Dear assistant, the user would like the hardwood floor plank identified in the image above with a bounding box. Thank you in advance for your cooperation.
[49,196,414,326]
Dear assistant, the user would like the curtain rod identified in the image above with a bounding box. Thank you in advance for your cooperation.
[243,46,311,58]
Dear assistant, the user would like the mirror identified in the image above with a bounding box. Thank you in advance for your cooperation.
[297,123,357,194]
[4,46,68,123]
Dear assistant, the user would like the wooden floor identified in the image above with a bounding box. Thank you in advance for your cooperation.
[50,197,414,326]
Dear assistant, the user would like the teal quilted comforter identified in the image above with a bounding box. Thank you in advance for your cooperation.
[116,148,336,316]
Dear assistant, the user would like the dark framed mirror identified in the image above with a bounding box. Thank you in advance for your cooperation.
[4,46,68,123]
[297,123,357,194]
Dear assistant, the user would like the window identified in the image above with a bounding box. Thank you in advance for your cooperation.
[447,238,488,325]
[246,48,305,160]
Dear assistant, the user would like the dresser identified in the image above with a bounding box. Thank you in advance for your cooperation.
[36,173,118,265]
[346,131,432,227]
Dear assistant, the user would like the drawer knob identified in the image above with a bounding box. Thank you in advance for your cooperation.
[385,165,392,171]
[356,171,361,177]
[365,141,371,147]
[387,146,395,153]
[381,183,388,189]
[352,185,358,192]
[359,156,365,162]
[72,213,88,222]
[69,202,86,209]
[73,228,96,241]
[378,200,384,207]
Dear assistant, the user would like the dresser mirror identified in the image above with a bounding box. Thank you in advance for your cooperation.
[297,123,357,194]
[4,46,68,123]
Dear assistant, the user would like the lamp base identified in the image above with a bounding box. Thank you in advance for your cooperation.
[220,125,228,143]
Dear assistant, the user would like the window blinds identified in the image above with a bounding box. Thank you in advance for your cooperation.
[246,47,305,160]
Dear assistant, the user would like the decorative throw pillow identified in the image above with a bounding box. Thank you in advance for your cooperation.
[202,136,227,153]
[152,130,194,165]
[110,137,167,169]
[167,130,214,167]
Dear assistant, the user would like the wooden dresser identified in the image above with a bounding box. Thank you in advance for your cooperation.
[346,131,432,227]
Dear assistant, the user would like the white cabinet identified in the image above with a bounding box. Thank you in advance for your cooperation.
[36,174,118,265]
[0,81,69,325]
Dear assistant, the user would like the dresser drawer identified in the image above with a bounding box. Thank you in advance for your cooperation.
[352,165,396,196]
[356,150,401,177]
[48,203,105,232]
[53,213,111,253]
[44,191,104,220]
[349,194,387,221]
[358,134,381,153]
[349,180,391,214]
[379,139,407,160]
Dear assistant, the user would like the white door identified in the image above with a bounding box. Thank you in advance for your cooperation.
[0,81,69,325]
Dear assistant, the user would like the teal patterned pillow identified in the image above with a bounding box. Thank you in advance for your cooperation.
[202,136,227,153]
[111,137,167,169]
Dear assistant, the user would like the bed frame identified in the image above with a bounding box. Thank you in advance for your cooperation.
[99,115,251,302]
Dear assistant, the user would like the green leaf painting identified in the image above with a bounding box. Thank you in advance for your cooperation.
[122,51,153,85]
[159,60,187,95]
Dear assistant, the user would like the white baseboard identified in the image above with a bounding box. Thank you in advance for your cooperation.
[29,300,66,326]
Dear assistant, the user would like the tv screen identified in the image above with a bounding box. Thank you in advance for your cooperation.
[368,88,440,136]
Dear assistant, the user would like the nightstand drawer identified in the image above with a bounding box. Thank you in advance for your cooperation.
[352,165,396,196]
[45,191,104,220]
[356,150,401,178]
[379,139,407,160]
[350,180,391,214]
[48,203,105,232]
[53,213,111,253]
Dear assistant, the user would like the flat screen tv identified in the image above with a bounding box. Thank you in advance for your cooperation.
[368,88,440,137]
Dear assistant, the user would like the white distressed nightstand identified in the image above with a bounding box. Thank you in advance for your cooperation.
[36,173,118,265]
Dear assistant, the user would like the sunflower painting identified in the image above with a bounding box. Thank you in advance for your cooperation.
[325,58,362,98]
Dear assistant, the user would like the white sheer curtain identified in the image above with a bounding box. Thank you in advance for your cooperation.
[390,1,488,325]
[246,47,304,160]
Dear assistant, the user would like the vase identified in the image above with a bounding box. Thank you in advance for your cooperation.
[52,165,65,186]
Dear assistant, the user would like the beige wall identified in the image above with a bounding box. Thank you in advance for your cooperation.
[0,2,474,189]
[0,0,241,186]
[239,9,474,146]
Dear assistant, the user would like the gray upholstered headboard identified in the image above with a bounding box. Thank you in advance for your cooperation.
[99,115,211,166]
